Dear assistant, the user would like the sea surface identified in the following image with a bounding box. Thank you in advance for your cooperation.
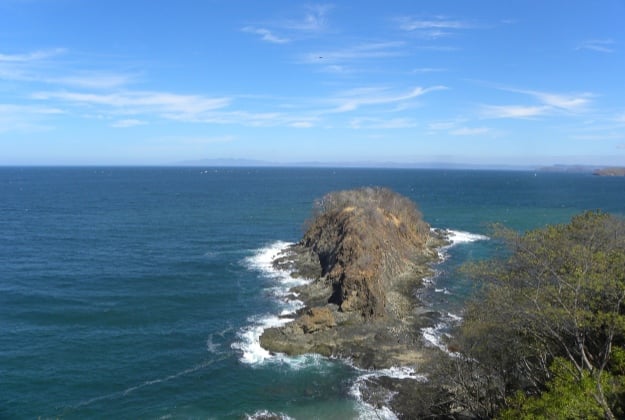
[1,167,623,419]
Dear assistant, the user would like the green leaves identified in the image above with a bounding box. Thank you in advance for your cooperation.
[455,210,625,418]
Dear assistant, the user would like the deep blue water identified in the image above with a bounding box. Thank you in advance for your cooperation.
[1,167,623,419]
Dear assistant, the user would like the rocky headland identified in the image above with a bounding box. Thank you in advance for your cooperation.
[593,167,625,176]
[259,187,451,415]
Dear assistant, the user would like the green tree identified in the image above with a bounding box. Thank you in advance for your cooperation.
[453,211,625,419]
[500,358,613,420]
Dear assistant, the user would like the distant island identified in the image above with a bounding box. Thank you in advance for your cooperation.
[537,165,625,176]
[593,167,625,176]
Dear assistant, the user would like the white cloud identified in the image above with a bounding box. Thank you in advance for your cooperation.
[304,42,406,64]
[481,104,548,119]
[290,121,314,128]
[577,39,615,53]
[331,85,447,113]
[0,48,134,89]
[243,3,332,44]
[450,127,491,136]
[480,87,594,119]
[33,90,231,119]
[0,103,63,132]
[512,89,592,112]
[53,73,135,89]
[427,118,467,131]
[397,15,472,39]
[412,67,447,73]
[285,4,332,32]
[111,119,146,128]
[242,26,290,44]
[349,117,417,129]
[0,48,65,62]
[497,87,593,112]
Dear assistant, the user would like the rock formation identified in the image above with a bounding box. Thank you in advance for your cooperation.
[260,187,447,368]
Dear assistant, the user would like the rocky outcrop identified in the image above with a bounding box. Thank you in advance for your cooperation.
[260,187,448,368]
[301,187,434,317]
[593,167,625,176]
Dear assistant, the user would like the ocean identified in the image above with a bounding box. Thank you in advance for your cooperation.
[1,167,623,419]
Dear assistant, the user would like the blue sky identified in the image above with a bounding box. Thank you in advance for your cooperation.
[1,0,624,166]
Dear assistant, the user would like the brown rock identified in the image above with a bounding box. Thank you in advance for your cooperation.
[299,307,336,333]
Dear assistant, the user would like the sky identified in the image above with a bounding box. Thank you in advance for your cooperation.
[0,0,624,166]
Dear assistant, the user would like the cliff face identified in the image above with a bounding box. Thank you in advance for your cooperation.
[301,187,431,318]
[260,187,445,369]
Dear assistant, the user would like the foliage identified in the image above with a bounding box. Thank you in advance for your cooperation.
[449,211,625,419]
[311,187,430,238]
[500,358,609,419]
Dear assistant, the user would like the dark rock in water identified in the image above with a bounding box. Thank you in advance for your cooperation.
[259,187,452,416]
[299,187,434,318]
[260,188,448,364]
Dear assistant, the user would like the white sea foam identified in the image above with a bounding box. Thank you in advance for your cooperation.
[244,240,294,279]
[432,228,489,262]
[421,312,463,354]
[422,323,448,351]
[234,241,316,365]
[446,229,489,245]
[245,410,294,420]
[231,314,293,364]
[350,366,427,419]
[447,312,463,322]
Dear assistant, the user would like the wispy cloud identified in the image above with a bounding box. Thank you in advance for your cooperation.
[111,118,146,128]
[480,87,594,119]
[53,73,136,89]
[243,3,332,44]
[33,90,232,119]
[0,48,135,89]
[397,15,473,39]
[303,41,406,64]
[242,26,290,44]
[481,104,548,119]
[412,67,447,73]
[577,39,615,53]
[285,4,333,32]
[349,117,417,129]
[0,48,65,62]
[0,103,63,133]
[290,121,315,128]
[508,88,593,112]
[450,127,491,136]
[426,119,494,136]
[330,85,447,113]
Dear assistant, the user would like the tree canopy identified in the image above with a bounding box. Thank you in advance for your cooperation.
[449,211,625,419]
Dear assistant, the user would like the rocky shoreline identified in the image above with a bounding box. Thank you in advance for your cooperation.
[257,188,454,418]
[261,238,447,369]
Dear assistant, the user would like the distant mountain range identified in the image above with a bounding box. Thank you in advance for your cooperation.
[175,159,625,174]
[176,158,535,170]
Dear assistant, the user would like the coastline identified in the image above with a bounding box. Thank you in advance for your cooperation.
[233,224,489,418]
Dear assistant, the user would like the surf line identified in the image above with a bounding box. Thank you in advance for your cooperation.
[64,355,228,413]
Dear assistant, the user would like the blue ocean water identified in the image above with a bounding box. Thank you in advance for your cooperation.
[1,167,623,419]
